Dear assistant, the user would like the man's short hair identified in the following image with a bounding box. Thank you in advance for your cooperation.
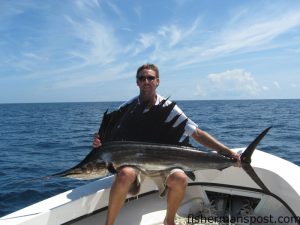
[136,64,159,78]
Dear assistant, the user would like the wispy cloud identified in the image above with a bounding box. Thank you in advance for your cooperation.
[124,4,300,70]
[216,11,300,52]
[176,10,300,68]
[131,17,201,61]
[273,81,281,89]
[290,83,299,88]
[0,1,127,82]
[74,0,101,14]
[133,6,142,20]
[65,16,120,66]
[47,63,131,89]
[158,25,182,47]
[106,1,123,20]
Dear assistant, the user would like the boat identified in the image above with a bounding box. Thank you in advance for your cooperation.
[1,147,299,225]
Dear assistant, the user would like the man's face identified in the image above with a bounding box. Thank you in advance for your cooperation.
[136,69,159,95]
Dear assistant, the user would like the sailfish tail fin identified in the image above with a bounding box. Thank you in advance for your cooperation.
[241,127,272,163]
[240,127,272,193]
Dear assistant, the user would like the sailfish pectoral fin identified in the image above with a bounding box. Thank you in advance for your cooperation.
[184,171,196,181]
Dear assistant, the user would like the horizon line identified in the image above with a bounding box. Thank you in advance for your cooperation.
[1,98,299,105]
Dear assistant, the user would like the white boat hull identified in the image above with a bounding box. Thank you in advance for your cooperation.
[1,149,300,225]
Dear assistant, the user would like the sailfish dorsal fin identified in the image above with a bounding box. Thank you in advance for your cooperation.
[98,98,190,146]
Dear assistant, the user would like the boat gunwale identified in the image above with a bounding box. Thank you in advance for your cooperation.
[62,182,300,225]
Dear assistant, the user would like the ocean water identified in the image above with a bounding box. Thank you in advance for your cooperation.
[0,99,299,217]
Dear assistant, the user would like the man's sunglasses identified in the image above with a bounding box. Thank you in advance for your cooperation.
[137,76,156,82]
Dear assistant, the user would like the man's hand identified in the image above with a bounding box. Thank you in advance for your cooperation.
[93,133,102,149]
[231,152,241,167]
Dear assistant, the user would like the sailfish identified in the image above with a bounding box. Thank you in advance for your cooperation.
[54,98,271,196]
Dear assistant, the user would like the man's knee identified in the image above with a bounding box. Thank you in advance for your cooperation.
[166,171,188,189]
[115,167,138,185]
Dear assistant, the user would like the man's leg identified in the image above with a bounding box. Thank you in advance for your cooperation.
[105,167,138,225]
[164,171,188,225]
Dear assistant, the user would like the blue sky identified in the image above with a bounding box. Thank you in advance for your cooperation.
[1,0,300,103]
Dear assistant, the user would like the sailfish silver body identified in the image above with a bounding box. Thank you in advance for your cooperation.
[100,141,235,172]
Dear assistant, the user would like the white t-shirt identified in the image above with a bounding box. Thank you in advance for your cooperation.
[119,94,198,137]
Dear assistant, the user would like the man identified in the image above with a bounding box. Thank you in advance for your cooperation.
[93,64,240,225]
